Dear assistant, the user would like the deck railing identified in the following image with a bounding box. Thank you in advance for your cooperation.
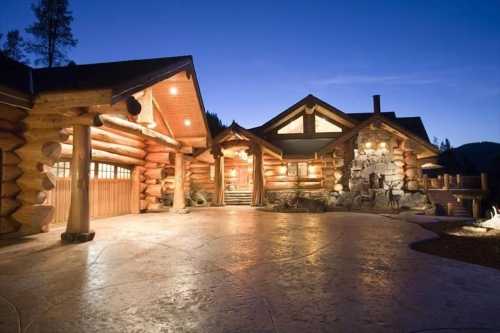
[422,173,488,192]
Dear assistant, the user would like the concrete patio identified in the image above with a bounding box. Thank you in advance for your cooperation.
[1,207,500,332]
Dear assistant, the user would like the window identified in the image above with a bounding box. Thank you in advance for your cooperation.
[287,162,309,178]
[298,162,308,177]
[98,163,115,179]
[90,162,96,178]
[315,115,342,133]
[54,161,71,178]
[277,116,304,134]
[116,166,131,179]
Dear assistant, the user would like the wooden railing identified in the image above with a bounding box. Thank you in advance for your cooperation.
[422,173,488,191]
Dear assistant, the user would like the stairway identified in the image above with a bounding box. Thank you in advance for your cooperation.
[427,190,471,217]
[224,191,252,205]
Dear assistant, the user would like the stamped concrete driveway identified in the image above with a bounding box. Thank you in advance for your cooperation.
[1,207,500,333]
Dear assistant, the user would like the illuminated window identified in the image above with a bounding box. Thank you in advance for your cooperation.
[298,162,308,177]
[277,116,304,134]
[287,162,309,178]
[315,115,342,133]
[98,163,115,179]
[90,162,96,178]
[54,161,70,178]
[209,165,215,180]
[287,163,297,177]
[116,166,131,179]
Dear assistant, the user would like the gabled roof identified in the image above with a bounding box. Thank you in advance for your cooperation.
[0,54,33,95]
[33,56,194,103]
[256,94,357,133]
[319,113,439,155]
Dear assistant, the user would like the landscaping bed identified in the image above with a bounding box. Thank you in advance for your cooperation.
[411,221,500,271]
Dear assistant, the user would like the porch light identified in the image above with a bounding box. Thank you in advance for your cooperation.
[365,142,372,149]
[379,142,387,149]
[230,168,237,177]
[184,118,192,127]
[169,86,178,95]
[279,164,287,175]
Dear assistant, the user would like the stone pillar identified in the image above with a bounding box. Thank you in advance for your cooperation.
[251,144,265,206]
[62,124,94,243]
[172,152,187,213]
[212,146,225,206]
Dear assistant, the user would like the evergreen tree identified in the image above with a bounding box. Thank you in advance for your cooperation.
[206,111,227,137]
[25,0,77,67]
[439,138,451,152]
[2,30,29,64]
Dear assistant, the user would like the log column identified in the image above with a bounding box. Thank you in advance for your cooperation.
[212,146,224,206]
[472,198,481,219]
[250,144,265,206]
[61,124,94,243]
[172,152,187,213]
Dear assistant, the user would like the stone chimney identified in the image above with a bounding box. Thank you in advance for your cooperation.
[373,95,381,114]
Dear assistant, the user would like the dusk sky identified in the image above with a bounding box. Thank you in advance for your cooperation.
[2,0,499,146]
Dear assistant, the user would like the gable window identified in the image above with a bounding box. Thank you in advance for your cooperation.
[277,116,304,134]
[315,115,342,133]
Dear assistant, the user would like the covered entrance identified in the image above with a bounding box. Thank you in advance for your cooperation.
[196,122,283,206]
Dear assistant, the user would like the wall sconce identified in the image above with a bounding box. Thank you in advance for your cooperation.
[183,118,192,127]
[279,164,287,175]
[169,86,178,95]
[230,168,237,177]
[379,142,387,149]
[365,142,372,149]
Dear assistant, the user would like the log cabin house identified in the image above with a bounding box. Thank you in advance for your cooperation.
[0,54,489,240]
[0,54,210,240]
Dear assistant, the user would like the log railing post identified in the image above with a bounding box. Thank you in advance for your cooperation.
[172,152,187,213]
[481,173,488,191]
[443,173,450,190]
[61,124,94,243]
[212,145,224,206]
[472,198,481,219]
[251,144,265,206]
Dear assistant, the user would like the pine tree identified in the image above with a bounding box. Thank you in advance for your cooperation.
[206,111,227,137]
[2,30,29,64]
[25,0,77,67]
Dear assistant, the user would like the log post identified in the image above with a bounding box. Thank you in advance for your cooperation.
[251,144,265,206]
[423,174,428,192]
[130,166,141,214]
[172,152,187,213]
[61,124,94,243]
[472,198,480,219]
[212,146,224,206]
[456,174,462,188]
[481,173,488,191]
[443,173,450,190]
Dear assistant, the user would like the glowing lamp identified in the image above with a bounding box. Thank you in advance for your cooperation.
[146,122,157,129]
[183,118,192,127]
[365,142,372,149]
[379,142,387,148]
[230,168,237,177]
[169,86,178,95]
[279,164,287,175]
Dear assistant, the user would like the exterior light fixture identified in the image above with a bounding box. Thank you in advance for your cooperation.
[379,142,387,149]
[279,164,287,175]
[365,142,372,149]
[183,118,192,127]
[146,122,157,129]
[230,168,237,177]
[169,86,178,95]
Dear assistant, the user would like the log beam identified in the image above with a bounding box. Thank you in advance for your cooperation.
[172,152,187,212]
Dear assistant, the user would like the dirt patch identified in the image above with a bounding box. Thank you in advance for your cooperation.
[411,222,500,271]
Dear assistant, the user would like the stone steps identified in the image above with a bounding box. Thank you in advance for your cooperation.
[427,190,471,217]
[225,191,252,205]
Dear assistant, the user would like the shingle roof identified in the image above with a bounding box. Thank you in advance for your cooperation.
[0,54,33,94]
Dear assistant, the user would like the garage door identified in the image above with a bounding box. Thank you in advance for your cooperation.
[47,161,132,224]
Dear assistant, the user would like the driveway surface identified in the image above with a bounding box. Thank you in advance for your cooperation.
[1,207,500,332]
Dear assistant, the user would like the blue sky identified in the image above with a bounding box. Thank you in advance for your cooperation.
[2,0,500,146]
